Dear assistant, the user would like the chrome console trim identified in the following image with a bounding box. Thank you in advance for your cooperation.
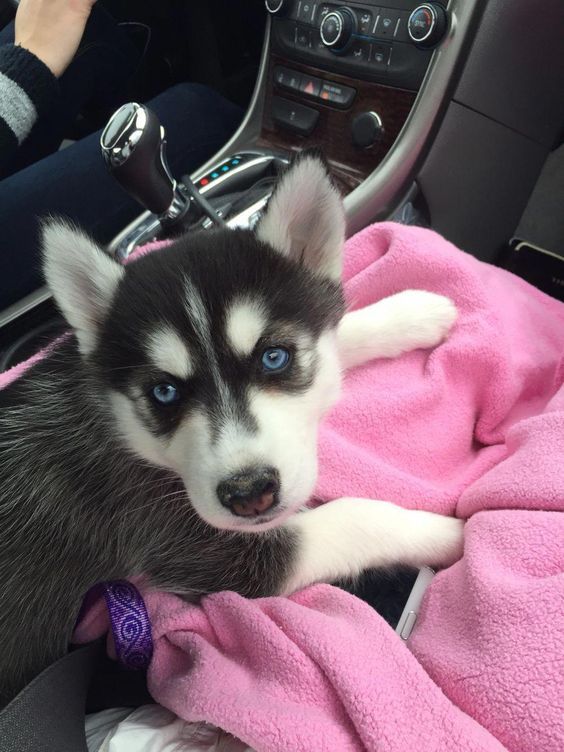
[184,21,274,176]
[0,287,51,330]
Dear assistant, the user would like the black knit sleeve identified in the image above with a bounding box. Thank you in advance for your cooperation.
[0,44,60,171]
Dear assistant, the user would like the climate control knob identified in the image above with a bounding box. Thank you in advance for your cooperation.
[320,8,356,53]
[351,112,384,149]
[408,3,448,47]
[264,0,292,16]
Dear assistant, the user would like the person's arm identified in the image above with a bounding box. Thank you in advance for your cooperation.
[0,0,96,169]
[0,44,59,163]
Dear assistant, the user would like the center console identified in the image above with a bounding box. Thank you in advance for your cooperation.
[108,0,484,257]
[260,0,441,193]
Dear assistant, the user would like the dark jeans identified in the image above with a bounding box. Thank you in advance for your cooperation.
[0,83,242,309]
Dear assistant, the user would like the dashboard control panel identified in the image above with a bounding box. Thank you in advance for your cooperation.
[268,1,448,90]
[274,65,357,107]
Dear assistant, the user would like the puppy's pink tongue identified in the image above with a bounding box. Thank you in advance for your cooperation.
[255,492,275,513]
[233,492,275,517]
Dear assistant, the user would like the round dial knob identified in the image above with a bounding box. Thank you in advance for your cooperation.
[408,3,448,47]
[264,0,292,15]
[320,8,356,52]
[351,112,384,149]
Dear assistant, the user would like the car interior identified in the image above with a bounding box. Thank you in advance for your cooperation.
[0,0,563,747]
[2,0,564,371]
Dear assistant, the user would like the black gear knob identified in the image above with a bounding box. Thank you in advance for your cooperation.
[101,102,188,220]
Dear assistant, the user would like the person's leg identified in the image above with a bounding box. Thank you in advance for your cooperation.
[0,83,242,310]
[0,5,140,175]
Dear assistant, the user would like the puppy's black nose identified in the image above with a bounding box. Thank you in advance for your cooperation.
[217,467,280,517]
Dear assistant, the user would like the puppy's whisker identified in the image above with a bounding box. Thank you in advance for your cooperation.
[122,491,190,518]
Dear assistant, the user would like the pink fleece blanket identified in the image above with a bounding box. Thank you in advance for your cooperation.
[5,224,564,751]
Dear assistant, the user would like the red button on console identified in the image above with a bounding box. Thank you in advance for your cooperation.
[300,75,322,97]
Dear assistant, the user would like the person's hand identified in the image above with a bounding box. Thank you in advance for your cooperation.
[14,0,97,78]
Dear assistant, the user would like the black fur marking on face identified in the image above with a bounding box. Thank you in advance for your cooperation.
[95,229,344,438]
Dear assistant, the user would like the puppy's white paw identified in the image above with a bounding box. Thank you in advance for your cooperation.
[282,499,464,593]
[337,290,458,368]
[421,514,465,567]
[393,290,458,351]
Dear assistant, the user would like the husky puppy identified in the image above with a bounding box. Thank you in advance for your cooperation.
[0,154,462,703]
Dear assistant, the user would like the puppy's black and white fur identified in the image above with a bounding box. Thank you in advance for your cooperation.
[0,154,462,703]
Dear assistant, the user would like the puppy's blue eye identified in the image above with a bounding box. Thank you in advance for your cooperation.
[261,347,290,372]
[151,383,180,405]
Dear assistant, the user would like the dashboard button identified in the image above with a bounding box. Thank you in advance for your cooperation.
[272,96,320,135]
[288,69,303,89]
[349,39,370,62]
[319,81,356,108]
[371,42,391,69]
[298,1,317,24]
[374,8,400,38]
[274,67,290,87]
[300,74,322,98]
[274,66,303,91]
[355,8,373,35]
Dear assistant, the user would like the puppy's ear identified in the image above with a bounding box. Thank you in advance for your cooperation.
[42,219,124,355]
[256,153,345,281]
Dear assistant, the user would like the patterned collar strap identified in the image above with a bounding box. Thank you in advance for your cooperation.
[101,580,153,670]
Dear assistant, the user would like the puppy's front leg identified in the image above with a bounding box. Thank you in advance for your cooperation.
[281,498,464,595]
[338,291,457,370]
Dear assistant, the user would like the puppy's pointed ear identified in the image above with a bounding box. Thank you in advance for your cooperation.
[256,153,345,281]
[42,219,125,355]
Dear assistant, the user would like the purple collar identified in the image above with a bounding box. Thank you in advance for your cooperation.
[79,580,153,670]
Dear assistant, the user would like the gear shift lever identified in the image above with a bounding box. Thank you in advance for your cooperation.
[101,102,226,234]
[101,102,190,227]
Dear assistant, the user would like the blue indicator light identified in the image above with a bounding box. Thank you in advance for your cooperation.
[221,165,229,173]
[211,172,219,179]
[231,159,240,166]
